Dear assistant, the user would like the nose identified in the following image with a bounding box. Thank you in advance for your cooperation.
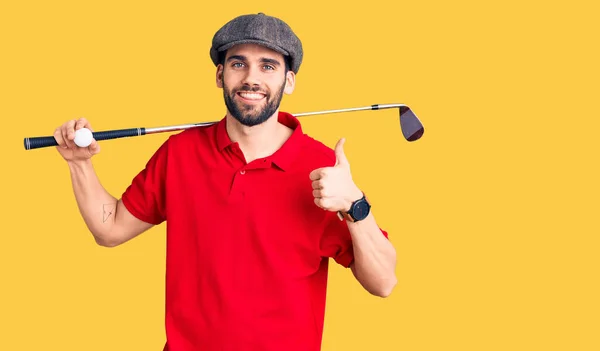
[242,65,261,87]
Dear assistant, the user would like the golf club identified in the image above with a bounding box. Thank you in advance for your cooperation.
[23,104,424,150]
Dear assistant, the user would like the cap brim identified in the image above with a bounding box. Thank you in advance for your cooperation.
[217,39,290,57]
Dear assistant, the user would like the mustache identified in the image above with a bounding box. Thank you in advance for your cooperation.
[235,85,268,94]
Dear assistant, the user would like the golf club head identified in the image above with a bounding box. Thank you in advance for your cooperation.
[399,106,424,141]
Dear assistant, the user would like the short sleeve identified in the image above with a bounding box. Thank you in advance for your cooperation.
[319,212,389,268]
[121,139,169,225]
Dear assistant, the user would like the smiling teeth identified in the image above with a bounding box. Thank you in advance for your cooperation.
[239,92,265,100]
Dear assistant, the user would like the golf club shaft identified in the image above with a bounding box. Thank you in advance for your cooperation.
[293,104,406,116]
[23,104,408,150]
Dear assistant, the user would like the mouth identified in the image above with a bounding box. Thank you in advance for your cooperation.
[236,91,267,103]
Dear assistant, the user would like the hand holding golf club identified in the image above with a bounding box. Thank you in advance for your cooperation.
[310,138,363,213]
[54,118,100,162]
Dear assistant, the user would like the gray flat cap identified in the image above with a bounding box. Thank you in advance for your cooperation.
[210,13,303,74]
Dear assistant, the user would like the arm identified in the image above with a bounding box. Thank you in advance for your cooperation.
[68,159,154,247]
[346,211,397,297]
[310,137,397,297]
[55,118,154,247]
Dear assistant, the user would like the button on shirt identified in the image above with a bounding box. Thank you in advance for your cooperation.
[121,112,388,351]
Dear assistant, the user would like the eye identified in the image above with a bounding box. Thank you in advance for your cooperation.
[232,62,245,68]
[263,65,275,71]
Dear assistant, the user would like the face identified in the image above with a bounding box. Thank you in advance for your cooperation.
[216,43,295,127]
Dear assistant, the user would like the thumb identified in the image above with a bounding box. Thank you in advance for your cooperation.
[88,139,100,155]
[334,138,349,166]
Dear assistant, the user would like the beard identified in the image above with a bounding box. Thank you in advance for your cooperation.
[223,79,286,127]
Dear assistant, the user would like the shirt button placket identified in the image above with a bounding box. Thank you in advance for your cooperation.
[229,167,247,202]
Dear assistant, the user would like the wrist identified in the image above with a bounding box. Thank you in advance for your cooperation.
[344,187,363,212]
[67,159,93,171]
[339,190,371,222]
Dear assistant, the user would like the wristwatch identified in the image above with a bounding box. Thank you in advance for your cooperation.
[338,193,371,222]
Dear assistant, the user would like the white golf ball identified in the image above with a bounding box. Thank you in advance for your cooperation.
[74,128,93,147]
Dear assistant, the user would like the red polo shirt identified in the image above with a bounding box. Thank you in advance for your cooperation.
[121,112,388,351]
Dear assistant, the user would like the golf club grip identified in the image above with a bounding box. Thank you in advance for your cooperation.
[24,128,146,150]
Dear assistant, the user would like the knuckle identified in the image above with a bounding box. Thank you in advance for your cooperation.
[77,118,88,128]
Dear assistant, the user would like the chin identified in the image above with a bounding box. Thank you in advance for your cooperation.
[234,113,273,127]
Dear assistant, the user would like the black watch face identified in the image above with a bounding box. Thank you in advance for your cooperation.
[352,200,371,221]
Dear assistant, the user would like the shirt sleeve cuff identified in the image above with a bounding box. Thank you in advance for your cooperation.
[121,193,164,225]
[334,228,389,268]
[334,249,354,268]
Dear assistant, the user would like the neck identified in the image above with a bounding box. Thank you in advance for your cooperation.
[225,111,292,163]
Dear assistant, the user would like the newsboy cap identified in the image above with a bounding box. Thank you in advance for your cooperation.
[210,13,304,74]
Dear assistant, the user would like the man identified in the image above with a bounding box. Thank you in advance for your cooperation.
[53,13,397,351]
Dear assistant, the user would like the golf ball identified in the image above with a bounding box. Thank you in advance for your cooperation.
[74,128,93,147]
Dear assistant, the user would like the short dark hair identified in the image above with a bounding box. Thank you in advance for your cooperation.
[218,50,291,73]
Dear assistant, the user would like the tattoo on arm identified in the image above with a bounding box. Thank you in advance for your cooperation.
[103,203,116,223]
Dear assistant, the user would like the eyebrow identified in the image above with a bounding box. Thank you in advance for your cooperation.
[226,55,281,66]
[260,58,281,66]
[226,55,247,63]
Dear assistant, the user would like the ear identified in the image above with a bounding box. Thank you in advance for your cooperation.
[284,70,296,95]
[216,65,224,88]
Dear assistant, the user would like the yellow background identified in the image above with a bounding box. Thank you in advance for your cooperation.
[1,1,598,350]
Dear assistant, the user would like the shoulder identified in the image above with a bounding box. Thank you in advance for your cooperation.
[142,123,218,165]
[160,123,218,150]
[168,123,216,142]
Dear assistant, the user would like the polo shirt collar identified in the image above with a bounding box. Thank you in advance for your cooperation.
[216,111,304,171]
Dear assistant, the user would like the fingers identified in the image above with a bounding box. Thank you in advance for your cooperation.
[312,188,328,198]
[75,117,93,132]
[309,167,330,181]
[313,197,330,209]
[53,117,100,160]
[54,127,66,148]
[309,169,320,181]
[66,119,77,140]
[88,139,100,155]
[310,167,328,193]
[60,120,76,148]
[311,179,323,190]
[55,118,94,150]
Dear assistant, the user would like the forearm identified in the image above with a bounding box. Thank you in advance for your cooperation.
[348,213,397,297]
[68,159,118,244]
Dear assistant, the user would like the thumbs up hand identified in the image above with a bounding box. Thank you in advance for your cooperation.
[309,138,363,212]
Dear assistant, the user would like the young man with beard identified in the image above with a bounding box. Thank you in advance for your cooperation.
[53,13,397,351]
